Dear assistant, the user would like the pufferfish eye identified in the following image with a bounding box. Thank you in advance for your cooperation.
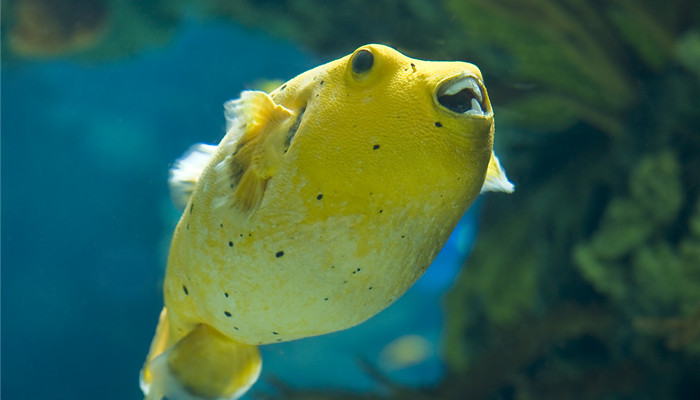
[351,49,374,74]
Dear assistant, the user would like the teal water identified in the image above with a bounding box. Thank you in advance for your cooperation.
[1,19,475,400]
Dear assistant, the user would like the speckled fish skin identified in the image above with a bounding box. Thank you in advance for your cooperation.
[141,44,512,400]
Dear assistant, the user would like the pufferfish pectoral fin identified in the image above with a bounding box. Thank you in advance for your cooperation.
[481,151,515,193]
[141,310,262,400]
[169,144,218,211]
[213,91,295,217]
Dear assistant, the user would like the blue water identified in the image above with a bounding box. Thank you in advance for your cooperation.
[2,20,476,400]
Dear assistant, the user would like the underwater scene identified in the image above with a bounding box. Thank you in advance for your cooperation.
[2,1,700,399]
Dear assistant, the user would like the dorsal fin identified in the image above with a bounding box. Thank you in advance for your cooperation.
[481,152,515,193]
[168,144,218,210]
[214,91,294,218]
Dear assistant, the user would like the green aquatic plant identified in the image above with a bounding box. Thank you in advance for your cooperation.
[677,29,700,80]
[575,154,700,354]
[574,152,700,317]
[440,147,700,399]
[445,0,633,134]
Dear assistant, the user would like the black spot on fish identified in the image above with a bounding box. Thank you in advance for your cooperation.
[182,285,189,295]
[272,331,279,335]
[317,194,323,200]
[224,292,229,298]
[234,326,239,330]
[368,286,373,290]
[190,203,194,214]
[276,339,282,342]
[240,234,243,237]
[228,241,233,247]
[220,223,224,228]
[373,144,380,150]
[324,297,329,301]
[320,80,324,85]
[276,251,285,258]
[224,311,232,317]
[186,223,190,230]
[280,84,287,91]
[401,235,405,238]
[435,121,443,128]
[410,62,417,72]
[379,209,383,214]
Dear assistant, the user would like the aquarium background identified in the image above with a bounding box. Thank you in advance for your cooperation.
[1,4,470,400]
[2,1,700,400]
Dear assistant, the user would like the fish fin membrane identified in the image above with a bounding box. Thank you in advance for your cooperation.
[481,151,515,193]
[169,144,218,210]
[215,91,294,218]
[141,316,261,400]
[140,308,173,396]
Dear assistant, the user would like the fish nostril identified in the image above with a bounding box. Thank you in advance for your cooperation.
[437,89,479,114]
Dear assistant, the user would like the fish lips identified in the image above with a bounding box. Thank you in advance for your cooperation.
[435,75,491,117]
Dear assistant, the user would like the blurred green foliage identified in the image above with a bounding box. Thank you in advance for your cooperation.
[575,152,700,318]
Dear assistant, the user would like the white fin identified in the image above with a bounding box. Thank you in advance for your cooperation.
[168,144,218,210]
[481,152,515,193]
[224,99,244,137]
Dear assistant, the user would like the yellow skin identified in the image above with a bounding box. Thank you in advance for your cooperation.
[141,44,512,400]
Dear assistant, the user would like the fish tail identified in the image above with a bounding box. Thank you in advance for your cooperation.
[140,308,261,400]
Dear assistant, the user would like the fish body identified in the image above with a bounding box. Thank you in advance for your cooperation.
[141,44,513,400]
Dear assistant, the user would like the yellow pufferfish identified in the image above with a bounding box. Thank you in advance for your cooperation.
[141,44,513,400]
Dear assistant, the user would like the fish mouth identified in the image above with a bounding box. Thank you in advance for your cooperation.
[436,75,489,116]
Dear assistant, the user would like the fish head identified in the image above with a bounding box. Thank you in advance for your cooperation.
[270,44,496,208]
[339,44,494,140]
